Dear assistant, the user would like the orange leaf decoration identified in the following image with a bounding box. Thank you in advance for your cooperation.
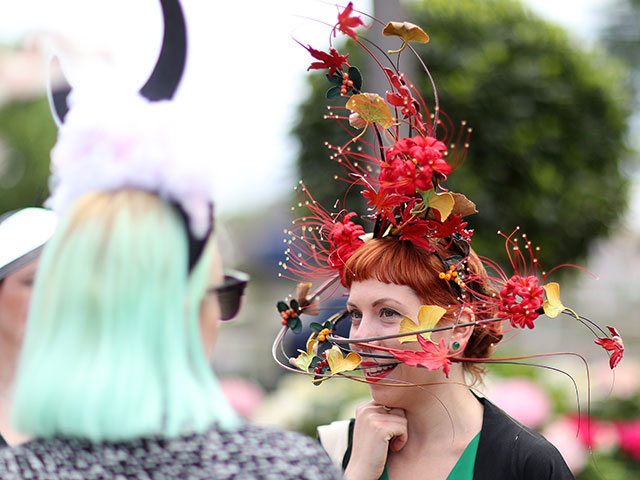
[428,192,455,222]
[382,21,429,54]
[345,93,393,129]
[451,193,478,217]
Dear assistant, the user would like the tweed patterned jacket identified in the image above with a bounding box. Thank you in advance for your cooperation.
[0,422,343,479]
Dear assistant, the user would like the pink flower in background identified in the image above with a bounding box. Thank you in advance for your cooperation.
[489,378,551,428]
[220,377,265,419]
[543,417,588,473]
[569,415,619,450]
[618,420,640,460]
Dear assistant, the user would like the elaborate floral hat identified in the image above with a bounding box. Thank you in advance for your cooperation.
[272,3,624,386]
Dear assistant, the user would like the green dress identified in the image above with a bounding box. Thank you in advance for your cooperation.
[377,431,481,480]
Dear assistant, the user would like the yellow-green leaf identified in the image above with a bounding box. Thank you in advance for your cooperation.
[398,305,446,343]
[429,192,454,222]
[382,21,429,54]
[543,283,565,318]
[346,93,393,129]
[326,348,361,374]
[290,338,317,372]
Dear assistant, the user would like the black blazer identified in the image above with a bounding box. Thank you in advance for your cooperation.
[473,397,573,479]
[341,397,574,479]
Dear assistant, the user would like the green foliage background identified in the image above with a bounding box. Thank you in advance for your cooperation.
[294,0,633,270]
[0,97,55,213]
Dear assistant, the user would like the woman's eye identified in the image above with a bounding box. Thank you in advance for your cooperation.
[380,308,400,318]
[348,310,362,322]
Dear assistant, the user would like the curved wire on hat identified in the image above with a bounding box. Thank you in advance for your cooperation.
[271,3,624,389]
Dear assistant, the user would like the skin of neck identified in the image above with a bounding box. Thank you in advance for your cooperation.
[385,364,483,451]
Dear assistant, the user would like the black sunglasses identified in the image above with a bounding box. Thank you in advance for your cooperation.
[208,270,249,321]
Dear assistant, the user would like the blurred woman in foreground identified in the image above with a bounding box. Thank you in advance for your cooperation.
[0,207,56,446]
[0,91,341,480]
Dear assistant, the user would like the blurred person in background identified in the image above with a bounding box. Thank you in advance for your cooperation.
[0,207,56,446]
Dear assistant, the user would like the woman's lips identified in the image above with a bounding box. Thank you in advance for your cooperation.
[361,361,397,382]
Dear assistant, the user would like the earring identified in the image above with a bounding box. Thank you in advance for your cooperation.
[452,341,460,351]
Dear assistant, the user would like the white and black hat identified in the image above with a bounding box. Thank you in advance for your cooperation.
[0,208,57,280]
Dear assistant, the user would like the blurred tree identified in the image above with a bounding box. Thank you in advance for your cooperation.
[0,97,55,213]
[600,0,640,97]
[293,0,632,270]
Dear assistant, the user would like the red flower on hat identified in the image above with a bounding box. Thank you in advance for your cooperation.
[594,326,624,369]
[381,135,451,195]
[334,2,365,39]
[397,136,449,173]
[390,336,452,377]
[306,46,350,77]
[380,158,431,196]
[498,275,545,329]
[327,212,365,271]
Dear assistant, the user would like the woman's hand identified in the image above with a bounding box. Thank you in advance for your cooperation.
[344,401,408,480]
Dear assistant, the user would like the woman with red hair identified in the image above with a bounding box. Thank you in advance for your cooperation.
[331,238,571,479]
[273,4,623,479]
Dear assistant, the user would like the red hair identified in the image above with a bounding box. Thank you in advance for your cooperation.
[342,237,503,382]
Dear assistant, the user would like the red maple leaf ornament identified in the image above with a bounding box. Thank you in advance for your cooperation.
[306,46,350,77]
[334,2,365,39]
[594,326,624,369]
[390,337,452,377]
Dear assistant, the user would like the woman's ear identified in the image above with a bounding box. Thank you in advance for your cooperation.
[450,307,475,353]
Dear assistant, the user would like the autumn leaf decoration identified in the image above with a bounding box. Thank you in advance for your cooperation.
[334,1,365,39]
[326,347,361,375]
[306,46,350,76]
[391,336,452,377]
[290,338,318,372]
[398,305,446,343]
[291,339,361,384]
[382,21,430,54]
[345,93,393,140]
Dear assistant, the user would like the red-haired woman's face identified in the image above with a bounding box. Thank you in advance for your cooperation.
[347,279,454,408]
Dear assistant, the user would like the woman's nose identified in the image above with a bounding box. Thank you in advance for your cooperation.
[349,316,380,343]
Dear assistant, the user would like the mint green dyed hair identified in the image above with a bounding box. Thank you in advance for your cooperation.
[13,190,238,441]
